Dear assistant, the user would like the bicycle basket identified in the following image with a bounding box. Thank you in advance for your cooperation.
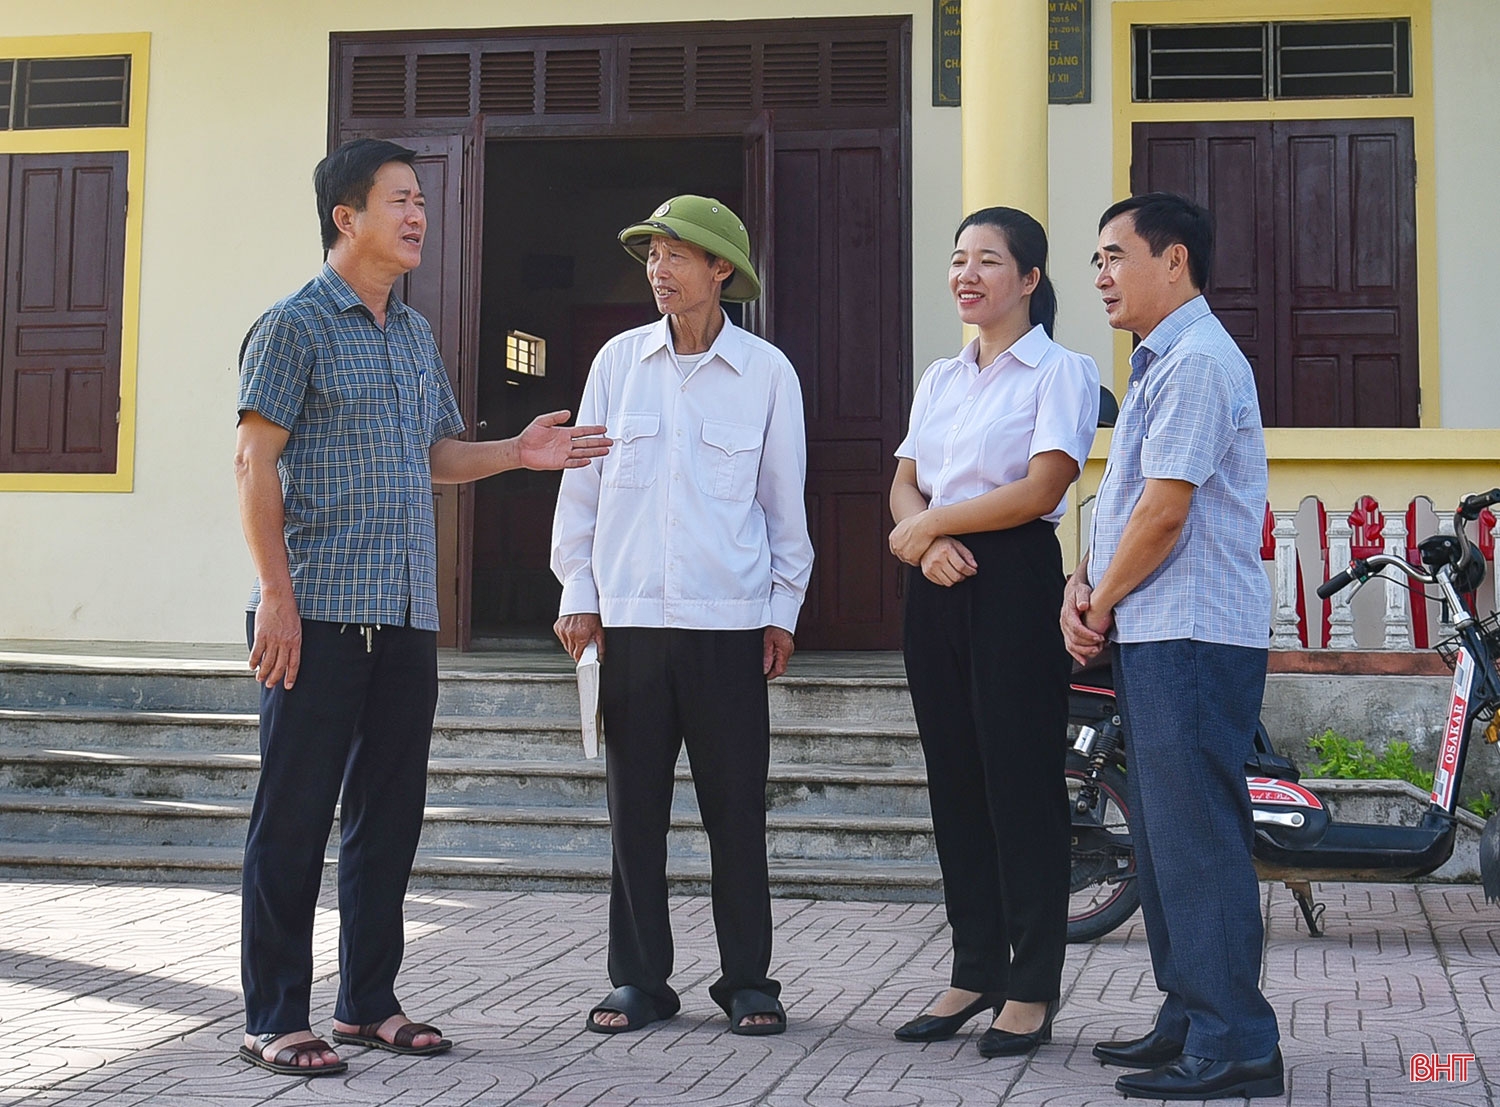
[1436,612,1500,723]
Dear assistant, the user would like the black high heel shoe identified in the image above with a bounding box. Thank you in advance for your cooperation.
[976,998,1059,1058]
[893,991,1005,1043]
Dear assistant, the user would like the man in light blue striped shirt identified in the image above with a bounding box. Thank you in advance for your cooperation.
[1062,193,1281,1101]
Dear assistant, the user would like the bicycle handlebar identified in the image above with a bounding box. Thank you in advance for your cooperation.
[1316,564,1363,600]
[1458,488,1500,521]
[1319,552,1442,600]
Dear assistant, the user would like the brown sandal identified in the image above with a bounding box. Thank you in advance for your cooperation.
[237,1032,348,1076]
[331,1019,452,1056]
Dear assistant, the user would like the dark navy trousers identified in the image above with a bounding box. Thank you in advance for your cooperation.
[599,626,778,1017]
[1112,638,1280,1060]
[241,616,437,1034]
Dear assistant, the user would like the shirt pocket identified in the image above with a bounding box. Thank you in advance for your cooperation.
[693,419,763,501]
[977,404,1039,488]
[603,412,661,489]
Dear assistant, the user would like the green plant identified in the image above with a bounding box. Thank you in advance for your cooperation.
[1306,730,1500,818]
[1464,791,1497,819]
[1305,729,1434,791]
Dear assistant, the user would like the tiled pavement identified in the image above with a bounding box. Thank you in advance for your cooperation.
[0,880,1494,1106]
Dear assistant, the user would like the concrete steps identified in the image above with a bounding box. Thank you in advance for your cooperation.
[0,708,924,764]
[0,792,935,860]
[0,840,939,897]
[0,649,939,899]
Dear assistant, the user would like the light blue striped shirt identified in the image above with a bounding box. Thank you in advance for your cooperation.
[1087,296,1271,647]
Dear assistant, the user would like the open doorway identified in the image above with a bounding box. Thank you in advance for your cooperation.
[470,136,744,643]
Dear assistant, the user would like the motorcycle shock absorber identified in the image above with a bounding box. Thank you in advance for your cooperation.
[1072,716,1123,814]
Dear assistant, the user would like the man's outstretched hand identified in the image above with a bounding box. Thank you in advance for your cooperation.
[518,411,612,470]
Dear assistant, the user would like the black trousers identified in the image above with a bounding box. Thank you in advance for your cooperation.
[599,626,777,1016]
[901,522,1071,1001]
[241,616,437,1034]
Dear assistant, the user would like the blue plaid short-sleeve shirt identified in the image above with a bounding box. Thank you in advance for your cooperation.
[1087,296,1271,647]
[237,264,465,631]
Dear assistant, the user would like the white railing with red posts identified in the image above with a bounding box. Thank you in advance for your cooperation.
[1263,497,1500,652]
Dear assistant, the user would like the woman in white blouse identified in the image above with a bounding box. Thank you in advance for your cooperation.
[888,208,1099,1057]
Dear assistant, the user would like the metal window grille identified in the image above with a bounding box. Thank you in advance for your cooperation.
[1134,24,1268,102]
[1134,20,1411,102]
[1275,20,1411,99]
[1,55,130,129]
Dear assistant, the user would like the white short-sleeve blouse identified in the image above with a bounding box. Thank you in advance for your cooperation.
[896,324,1100,523]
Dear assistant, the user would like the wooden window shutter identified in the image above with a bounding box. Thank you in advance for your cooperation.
[350,54,407,117]
[0,151,127,472]
[414,53,472,117]
[480,51,536,115]
[628,44,686,111]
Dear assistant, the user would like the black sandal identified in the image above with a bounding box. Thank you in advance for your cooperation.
[728,989,787,1036]
[237,1033,349,1076]
[585,984,674,1034]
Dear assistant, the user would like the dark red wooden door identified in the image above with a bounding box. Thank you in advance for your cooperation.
[388,128,483,647]
[775,129,907,649]
[742,111,775,342]
[1133,118,1417,427]
[1132,122,1276,418]
[0,151,127,472]
[333,18,912,649]
[1275,119,1417,427]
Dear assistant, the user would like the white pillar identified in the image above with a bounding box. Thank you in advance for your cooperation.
[1271,511,1303,650]
[1325,514,1357,650]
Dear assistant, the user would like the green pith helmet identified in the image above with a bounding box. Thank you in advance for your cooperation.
[618,195,761,303]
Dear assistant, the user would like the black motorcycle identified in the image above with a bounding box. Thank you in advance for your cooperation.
[1065,489,1500,942]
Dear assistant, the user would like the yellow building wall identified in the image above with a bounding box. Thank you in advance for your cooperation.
[0,0,959,643]
[2,0,1496,642]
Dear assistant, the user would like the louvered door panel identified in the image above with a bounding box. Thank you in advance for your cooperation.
[830,40,890,105]
[350,55,406,117]
[480,51,535,115]
[414,53,472,117]
[763,42,821,107]
[544,49,604,115]
[695,43,753,109]
[628,44,686,111]
[338,24,900,129]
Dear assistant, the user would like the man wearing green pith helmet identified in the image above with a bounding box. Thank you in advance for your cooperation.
[550,196,814,1036]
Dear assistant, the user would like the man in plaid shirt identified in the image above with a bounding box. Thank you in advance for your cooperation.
[233,138,609,1076]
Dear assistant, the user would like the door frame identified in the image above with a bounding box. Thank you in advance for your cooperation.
[330,18,915,650]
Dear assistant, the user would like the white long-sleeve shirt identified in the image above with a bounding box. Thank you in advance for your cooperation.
[551,314,814,633]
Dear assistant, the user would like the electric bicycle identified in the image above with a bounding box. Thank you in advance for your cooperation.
[1065,489,1500,942]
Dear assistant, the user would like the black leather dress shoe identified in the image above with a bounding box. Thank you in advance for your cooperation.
[975,998,1058,1058]
[1092,1029,1185,1068]
[1115,1047,1284,1100]
[893,991,1004,1042]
